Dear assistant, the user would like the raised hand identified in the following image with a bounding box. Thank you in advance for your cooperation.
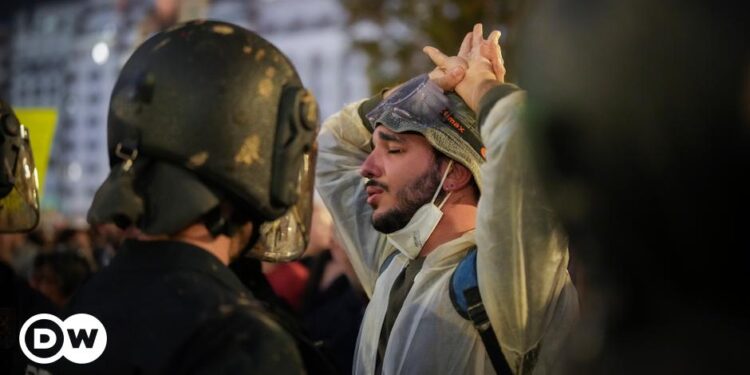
[483,28,505,83]
[423,32,470,92]
[424,24,507,112]
[456,23,505,112]
[424,51,467,92]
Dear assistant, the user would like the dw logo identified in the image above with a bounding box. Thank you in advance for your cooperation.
[19,313,107,364]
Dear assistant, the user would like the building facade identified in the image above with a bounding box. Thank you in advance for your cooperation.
[7,0,369,219]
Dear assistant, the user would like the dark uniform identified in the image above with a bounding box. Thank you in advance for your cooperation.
[1,99,52,374]
[22,20,321,374]
[48,240,302,374]
[1,262,59,374]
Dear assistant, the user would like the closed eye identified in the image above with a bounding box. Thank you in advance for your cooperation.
[387,149,402,154]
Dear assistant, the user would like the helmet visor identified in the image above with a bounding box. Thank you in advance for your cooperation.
[1,125,40,233]
[248,143,316,262]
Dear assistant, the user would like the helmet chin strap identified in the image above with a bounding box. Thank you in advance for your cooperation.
[239,218,263,258]
[203,204,262,259]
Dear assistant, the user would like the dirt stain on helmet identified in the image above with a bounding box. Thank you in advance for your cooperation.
[187,151,209,168]
[235,135,262,166]
[212,25,234,35]
[255,49,266,62]
[258,78,273,98]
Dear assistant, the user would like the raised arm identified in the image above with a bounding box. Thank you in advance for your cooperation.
[427,24,578,372]
[316,33,472,296]
[315,99,390,297]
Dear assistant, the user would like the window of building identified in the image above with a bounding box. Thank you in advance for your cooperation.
[87,116,99,128]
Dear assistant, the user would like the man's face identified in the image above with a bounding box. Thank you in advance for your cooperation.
[360,126,443,233]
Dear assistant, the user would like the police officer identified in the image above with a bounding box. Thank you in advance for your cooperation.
[1,98,54,375]
[46,20,319,374]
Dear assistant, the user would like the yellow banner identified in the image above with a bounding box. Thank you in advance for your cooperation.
[14,108,58,199]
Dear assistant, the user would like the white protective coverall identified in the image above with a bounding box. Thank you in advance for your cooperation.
[316,86,579,374]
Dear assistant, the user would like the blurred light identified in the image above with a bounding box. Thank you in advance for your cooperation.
[67,162,82,182]
[351,20,382,42]
[442,3,460,20]
[42,15,58,34]
[92,42,110,65]
[385,18,410,41]
[380,59,400,77]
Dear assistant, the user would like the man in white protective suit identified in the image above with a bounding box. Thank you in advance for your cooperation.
[315,24,579,375]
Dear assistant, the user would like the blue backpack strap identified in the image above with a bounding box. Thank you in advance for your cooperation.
[450,247,514,375]
[378,250,399,276]
[449,248,478,319]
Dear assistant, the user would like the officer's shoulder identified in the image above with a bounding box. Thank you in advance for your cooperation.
[167,305,304,374]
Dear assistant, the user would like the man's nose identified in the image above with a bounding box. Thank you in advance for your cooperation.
[360,152,382,179]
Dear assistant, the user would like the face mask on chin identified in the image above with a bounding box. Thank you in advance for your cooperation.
[386,160,453,259]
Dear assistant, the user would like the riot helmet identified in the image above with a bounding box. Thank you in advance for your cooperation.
[88,20,319,261]
[0,99,40,233]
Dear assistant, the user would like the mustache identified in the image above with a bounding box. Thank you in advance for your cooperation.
[365,179,389,192]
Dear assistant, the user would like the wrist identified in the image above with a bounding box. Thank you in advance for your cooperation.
[474,79,501,106]
[458,78,501,113]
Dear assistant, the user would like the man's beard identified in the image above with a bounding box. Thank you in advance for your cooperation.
[372,162,442,234]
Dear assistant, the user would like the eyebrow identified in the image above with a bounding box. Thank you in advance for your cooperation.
[378,131,402,143]
[370,130,403,149]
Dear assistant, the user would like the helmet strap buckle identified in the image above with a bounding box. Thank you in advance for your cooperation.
[115,142,139,172]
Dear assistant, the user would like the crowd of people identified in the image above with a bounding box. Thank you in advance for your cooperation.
[1,218,111,304]
[1,199,367,374]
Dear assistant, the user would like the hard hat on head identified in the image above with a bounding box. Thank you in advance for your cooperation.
[366,74,484,188]
[0,99,40,233]
[88,20,319,261]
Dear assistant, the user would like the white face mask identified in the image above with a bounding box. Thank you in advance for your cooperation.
[386,160,453,259]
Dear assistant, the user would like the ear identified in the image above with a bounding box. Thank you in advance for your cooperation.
[442,162,473,192]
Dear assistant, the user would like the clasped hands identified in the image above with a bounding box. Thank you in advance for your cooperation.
[424,23,506,113]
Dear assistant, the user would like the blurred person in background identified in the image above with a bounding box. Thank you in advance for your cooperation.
[53,220,98,271]
[35,20,321,375]
[1,233,40,278]
[262,197,333,311]
[229,197,342,373]
[516,0,749,373]
[29,250,92,307]
[300,224,367,374]
[317,24,578,375]
[248,196,368,374]
[6,228,45,280]
[89,222,122,268]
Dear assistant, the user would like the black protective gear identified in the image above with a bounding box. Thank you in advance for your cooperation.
[0,98,40,233]
[88,20,318,239]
